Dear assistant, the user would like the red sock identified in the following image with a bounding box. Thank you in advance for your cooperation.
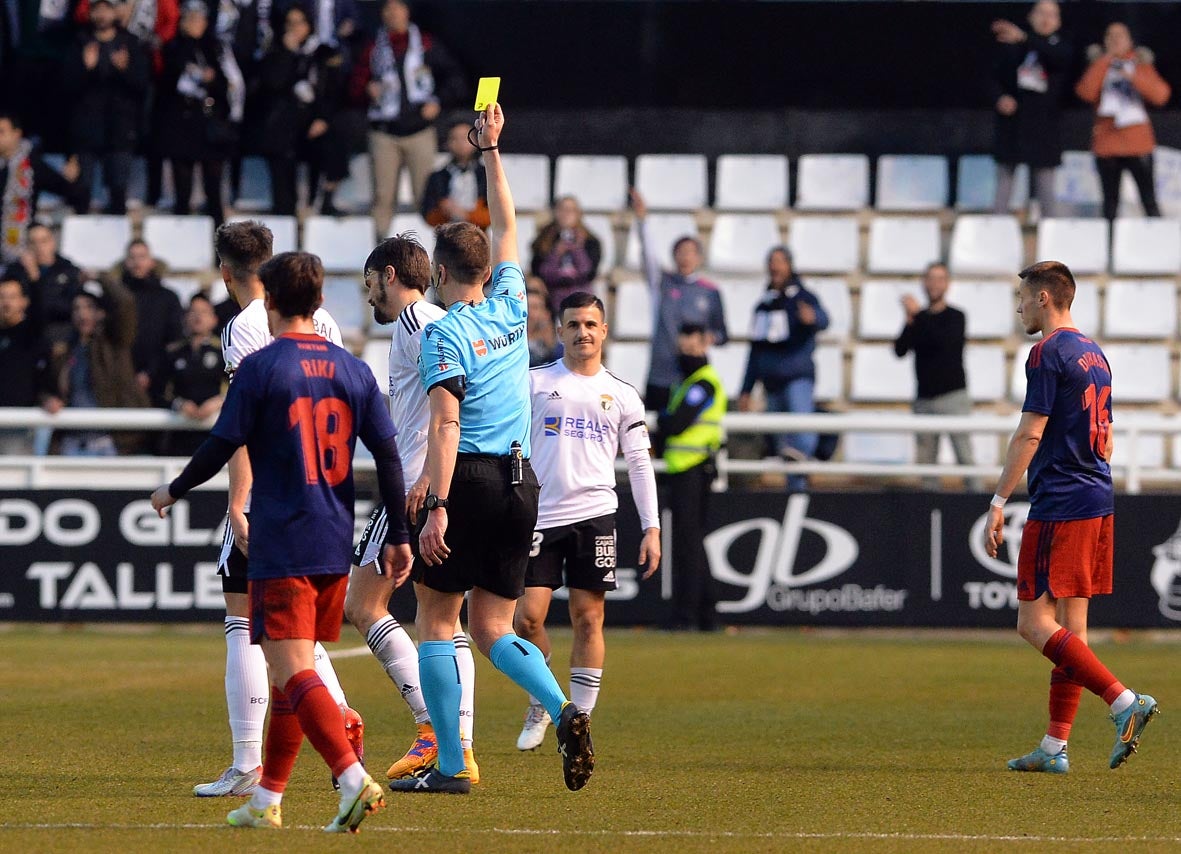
[1041,629,1125,705]
[1046,666,1083,741]
[285,670,356,779]
[259,687,302,793]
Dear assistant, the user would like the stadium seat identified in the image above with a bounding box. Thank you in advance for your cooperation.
[334,153,373,213]
[233,156,272,211]
[1150,145,1181,218]
[1053,151,1104,218]
[229,214,297,254]
[553,155,628,212]
[361,339,389,391]
[714,155,789,211]
[143,215,215,272]
[857,279,925,340]
[624,213,699,271]
[948,215,1023,276]
[303,216,376,272]
[874,155,949,211]
[1104,280,1177,339]
[955,155,1028,211]
[388,213,435,255]
[813,343,844,401]
[1110,218,1181,275]
[61,215,133,271]
[1009,342,1033,401]
[500,154,551,211]
[842,410,914,464]
[515,214,538,269]
[715,276,767,335]
[1110,432,1166,471]
[964,344,1006,401]
[320,276,365,337]
[788,216,859,274]
[610,278,653,339]
[581,213,618,269]
[850,344,915,402]
[807,277,852,342]
[933,431,1001,468]
[634,154,708,211]
[1103,345,1172,403]
[1071,279,1101,336]
[947,280,1014,338]
[795,154,869,211]
[1034,218,1109,275]
[604,341,650,392]
[162,277,202,306]
[708,213,782,274]
[866,216,941,275]
[712,342,750,398]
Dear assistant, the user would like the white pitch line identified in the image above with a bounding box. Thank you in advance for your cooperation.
[324,644,372,660]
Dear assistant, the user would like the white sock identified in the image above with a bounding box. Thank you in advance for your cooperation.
[366,616,429,723]
[313,642,348,708]
[455,630,475,748]
[250,785,282,809]
[1110,689,1136,715]
[225,617,266,772]
[527,654,551,708]
[1039,734,1067,755]
[336,761,367,795]
[570,667,603,716]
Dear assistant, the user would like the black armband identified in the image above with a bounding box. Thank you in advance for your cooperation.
[429,375,467,402]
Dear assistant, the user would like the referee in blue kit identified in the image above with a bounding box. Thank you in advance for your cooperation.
[389,103,595,795]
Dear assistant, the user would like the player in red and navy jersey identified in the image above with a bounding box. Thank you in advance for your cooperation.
[151,251,413,833]
[986,260,1157,775]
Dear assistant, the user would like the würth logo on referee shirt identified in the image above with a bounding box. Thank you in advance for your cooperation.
[472,339,488,356]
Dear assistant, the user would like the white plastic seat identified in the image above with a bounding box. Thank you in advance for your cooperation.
[553,156,628,212]
[500,154,550,211]
[233,156,272,211]
[162,277,202,306]
[580,214,617,269]
[610,278,652,339]
[1035,218,1109,275]
[142,215,215,272]
[604,341,650,394]
[361,339,389,391]
[955,156,1028,211]
[1009,342,1034,402]
[850,344,915,402]
[712,276,766,337]
[807,277,852,342]
[1150,146,1181,218]
[1053,151,1103,217]
[1111,433,1166,470]
[515,214,538,271]
[948,280,1014,338]
[949,215,1023,276]
[712,342,749,398]
[229,214,297,254]
[388,213,435,255]
[964,344,1006,401]
[320,276,365,337]
[1111,218,1181,275]
[1101,345,1171,403]
[715,155,789,211]
[634,154,707,211]
[795,154,869,211]
[61,215,133,270]
[857,279,926,340]
[813,343,844,401]
[333,153,372,213]
[875,156,948,211]
[625,213,700,271]
[866,216,941,274]
[1104,280,1177,339]
[1071,279,1101,336]
[842,409,914,464]
[302,216,376,272]
[708,213,782,274]
[788,216,859,274]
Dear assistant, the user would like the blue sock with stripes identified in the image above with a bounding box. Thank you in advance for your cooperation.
[417,640,464,776]
[489,634,567,722]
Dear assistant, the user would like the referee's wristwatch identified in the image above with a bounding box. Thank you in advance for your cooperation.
[424,494,450,512]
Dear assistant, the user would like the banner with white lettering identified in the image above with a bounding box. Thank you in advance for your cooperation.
[2,491,1179,626]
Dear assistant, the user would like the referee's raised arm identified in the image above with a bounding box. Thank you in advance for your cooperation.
[476,103,517,267]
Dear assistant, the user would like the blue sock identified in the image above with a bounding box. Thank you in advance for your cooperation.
[417,640,464,776]
[489,634,567,721]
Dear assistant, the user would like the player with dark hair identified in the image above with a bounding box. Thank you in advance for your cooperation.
[388,103,594,795]
[151,250,412,832]
[512,290,660,749]
[987,259,1157,774]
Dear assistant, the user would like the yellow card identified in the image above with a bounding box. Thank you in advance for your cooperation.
[474,77,501,112]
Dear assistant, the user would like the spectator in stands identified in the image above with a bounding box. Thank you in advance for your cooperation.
[530,195,602,316]
[526,280,562,367]
[157,292,225,453]
[1076,24,1171,221]
[737,246,829,493]
[111,238,184,395]
[44,278,149,454]
[421,120,489,228]
[990,0,1070,218]
[158,1,235,226]
[0,278,53,454]
[0,113,85,261]
[5,224,84,344]
[631,187,727,412]
[893,262,979,492]
[277,0,360,55]
[258,4,350,216]
[349,0,465,235]
[64,0,152,215]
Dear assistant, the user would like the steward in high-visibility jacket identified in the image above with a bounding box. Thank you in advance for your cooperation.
[659,363,726,474]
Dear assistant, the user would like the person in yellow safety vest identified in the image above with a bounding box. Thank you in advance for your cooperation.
[654,323,725,631]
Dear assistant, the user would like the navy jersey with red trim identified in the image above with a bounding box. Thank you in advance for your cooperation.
[211,333,398,579]
[1022,327,1114,521]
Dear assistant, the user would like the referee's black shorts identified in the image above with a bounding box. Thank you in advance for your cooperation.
[412,453,540,600]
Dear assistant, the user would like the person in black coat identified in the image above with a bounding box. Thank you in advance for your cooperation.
[113,238,184,396]
[158,1,234,226]
[257,4,349,215]
[990,0,1071,217]
[62,0,151,215]
[156,292,226,453]
[0,114,87,261]
[4,224,85,345]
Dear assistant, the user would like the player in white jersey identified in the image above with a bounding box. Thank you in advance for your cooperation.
[195,221,362,798]
[345,235,480,783]
[512,291,661,750]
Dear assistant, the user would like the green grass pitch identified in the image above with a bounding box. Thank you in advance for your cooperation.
[1,624,1178,853]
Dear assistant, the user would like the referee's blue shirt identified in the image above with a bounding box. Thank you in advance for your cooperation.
[418,262,532,456]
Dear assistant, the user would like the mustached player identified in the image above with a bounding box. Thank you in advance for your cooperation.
[512,291,660,749]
